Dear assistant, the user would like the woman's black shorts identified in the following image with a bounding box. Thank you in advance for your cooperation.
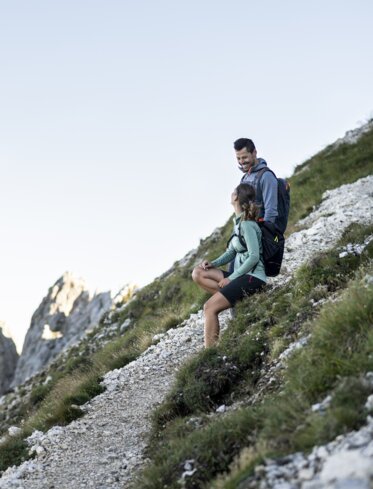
[220,272,265,306]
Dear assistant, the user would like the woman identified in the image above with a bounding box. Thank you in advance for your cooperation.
[192,183,266,347]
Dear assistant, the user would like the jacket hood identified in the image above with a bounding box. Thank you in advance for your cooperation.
[250,158,268,173]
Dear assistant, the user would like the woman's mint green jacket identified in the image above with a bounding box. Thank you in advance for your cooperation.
[210,215,267,283]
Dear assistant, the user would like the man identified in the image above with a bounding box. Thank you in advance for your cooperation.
[234,138,278,223]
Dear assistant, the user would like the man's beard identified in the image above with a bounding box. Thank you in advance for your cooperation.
[238,163,251,173]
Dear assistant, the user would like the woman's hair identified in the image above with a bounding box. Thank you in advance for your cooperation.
[235,183,260,221]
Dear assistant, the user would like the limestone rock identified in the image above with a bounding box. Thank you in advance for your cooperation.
[11,272,112,387]
[0,322,18,395]
[333,118,373,147]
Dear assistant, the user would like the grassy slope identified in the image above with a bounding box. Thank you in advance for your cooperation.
[134,124,373,487]
[137,224,373,489]
[0,122,373,473]
[287,124,373,230]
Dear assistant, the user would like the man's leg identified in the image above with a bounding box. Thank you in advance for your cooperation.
[192,267,225,294]
[203,292,231,348]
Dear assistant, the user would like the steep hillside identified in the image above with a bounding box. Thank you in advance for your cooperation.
[136,181,373,489]
[0,120,372,487]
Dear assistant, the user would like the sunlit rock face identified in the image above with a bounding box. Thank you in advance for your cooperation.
[11,272,112,387]
[0,322,18,395]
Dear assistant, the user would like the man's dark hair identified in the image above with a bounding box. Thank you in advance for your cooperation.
[234,138,256,153]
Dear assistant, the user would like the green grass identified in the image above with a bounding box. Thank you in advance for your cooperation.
[139,275,373,488]
[218,277,373,489]
[140,409,261,489]
[0,219,232,434]
[137,224,373,488]
[287,122,373,230]
[5,220,370,474]
[0,304,208,471]
[0,434,32,472]
[153,325,265,430]
[290,376,371,452]
[1,124,372,474]
[153,224,373,427]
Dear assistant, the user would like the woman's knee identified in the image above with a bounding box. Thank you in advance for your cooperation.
[203,298,217,315]
[192,266,202,283]
[204,294,231,315]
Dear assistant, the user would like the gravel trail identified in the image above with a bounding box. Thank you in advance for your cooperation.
[1,310,230,489]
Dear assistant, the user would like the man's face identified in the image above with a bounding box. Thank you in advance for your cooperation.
[235,148,256,173]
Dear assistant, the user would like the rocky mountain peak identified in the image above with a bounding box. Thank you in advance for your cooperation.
[10,272,113,388]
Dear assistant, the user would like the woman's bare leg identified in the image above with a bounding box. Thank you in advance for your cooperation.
[192,267,225,294]
[203,292,232,348]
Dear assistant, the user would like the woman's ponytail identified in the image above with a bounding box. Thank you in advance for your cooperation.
[236,184,260,221]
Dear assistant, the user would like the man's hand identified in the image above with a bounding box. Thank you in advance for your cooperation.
[199,260,212,270]
[218,278,231,288]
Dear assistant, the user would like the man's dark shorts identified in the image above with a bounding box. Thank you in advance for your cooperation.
[220,272,265,306]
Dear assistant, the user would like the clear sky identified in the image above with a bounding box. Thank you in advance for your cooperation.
[1,0,372,352]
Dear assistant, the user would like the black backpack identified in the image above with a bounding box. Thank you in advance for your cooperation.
[255,167,290,234]
[228,222,285,277]
[257,221,285,277]
[255,168,290,276]
[233,168,290,276]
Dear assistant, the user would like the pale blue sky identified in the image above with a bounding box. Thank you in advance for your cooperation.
[1,0,372,350]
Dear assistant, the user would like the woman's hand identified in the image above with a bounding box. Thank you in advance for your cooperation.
[199,260,212,270]
[218,278,231,288]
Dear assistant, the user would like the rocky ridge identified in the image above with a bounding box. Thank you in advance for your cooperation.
[0,323,18,396]
[278,175,373,280]
[0,286,133,438]
[1,175,372,488]
[333,118,373,147]
[11,272,112,388]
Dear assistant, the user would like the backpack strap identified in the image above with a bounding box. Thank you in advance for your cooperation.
[255,167,277,206]
[236,223,247,250]
[226,223,247,251]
